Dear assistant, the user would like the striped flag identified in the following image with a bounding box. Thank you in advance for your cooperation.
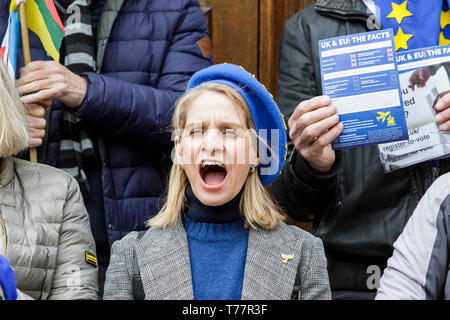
[0,0,65,80]
[0,10,20,81]
[11,0,65,60]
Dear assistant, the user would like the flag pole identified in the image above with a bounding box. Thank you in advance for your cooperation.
[18,0,38,163]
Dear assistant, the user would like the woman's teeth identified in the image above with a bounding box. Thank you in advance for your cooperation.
[201,160,224,168]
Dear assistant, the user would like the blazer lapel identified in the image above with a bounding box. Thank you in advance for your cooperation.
[135,221,194,300]
[241,224,300,300]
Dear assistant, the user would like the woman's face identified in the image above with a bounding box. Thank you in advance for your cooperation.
[176,90,258,206]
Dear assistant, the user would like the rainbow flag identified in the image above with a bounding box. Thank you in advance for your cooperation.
[0,10,20,81]
[1,0,65,79]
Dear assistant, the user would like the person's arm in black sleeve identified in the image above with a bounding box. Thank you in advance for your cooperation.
[271,10,343,222]
[272,149,341,222]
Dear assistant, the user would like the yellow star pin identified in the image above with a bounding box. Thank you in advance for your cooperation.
[387,1,413,24]
[281,253,294,264]
[441,10,450,30]
[394,27,413,51]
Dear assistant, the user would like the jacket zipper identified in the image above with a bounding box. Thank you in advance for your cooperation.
[0,216,7,255]
[98,135,110,239]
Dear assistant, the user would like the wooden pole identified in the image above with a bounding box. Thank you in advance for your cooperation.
[18,2,38,163]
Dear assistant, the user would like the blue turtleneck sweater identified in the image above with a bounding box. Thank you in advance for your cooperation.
[182,186,249,300]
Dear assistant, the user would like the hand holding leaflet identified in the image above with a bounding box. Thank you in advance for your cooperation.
[434,89,450,131]
[288,95,343,173]
[318,28,408,149]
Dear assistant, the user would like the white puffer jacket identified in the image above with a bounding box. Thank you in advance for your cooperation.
[0,157,98,300]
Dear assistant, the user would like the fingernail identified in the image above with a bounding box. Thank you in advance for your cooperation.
[435,114,442,124]
[329,105,336,114]
[322,96,330,104]
[435,102,442,111]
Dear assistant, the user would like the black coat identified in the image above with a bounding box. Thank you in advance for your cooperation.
[271,0,450,292]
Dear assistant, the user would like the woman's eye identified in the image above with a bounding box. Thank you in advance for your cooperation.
[224,129,238,137]
[189,128,203,136]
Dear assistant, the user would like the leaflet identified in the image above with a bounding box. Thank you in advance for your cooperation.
[378,45,450,172]
[319,29,408,150]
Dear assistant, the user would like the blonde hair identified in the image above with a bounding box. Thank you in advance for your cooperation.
[0,62,29,158]
[147,82,284,230]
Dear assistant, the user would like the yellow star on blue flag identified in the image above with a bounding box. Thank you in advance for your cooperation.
[441,2,450,45]
[387,1,412,24]
[375,0,450,51]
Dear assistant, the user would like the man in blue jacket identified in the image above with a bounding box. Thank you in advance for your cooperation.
[0,0,212,297]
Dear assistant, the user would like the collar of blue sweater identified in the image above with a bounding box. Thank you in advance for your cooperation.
[183,185,244,224]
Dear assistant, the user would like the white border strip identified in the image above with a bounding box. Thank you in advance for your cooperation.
[324,63,395,80]
[398,56,450,72]
[321,40,392,58]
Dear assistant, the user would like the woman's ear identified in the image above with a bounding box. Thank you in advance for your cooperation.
[174,135,183,166]
[252,156,260,168]
[247,128,260,167]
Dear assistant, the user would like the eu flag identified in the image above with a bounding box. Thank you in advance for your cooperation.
[375,0,450,50]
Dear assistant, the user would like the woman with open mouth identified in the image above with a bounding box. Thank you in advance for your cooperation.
[103,63,331,300]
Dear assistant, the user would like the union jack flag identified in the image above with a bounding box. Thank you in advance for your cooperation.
[0,10,19,81]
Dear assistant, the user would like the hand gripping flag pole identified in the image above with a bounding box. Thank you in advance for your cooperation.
[6,0,66,163]
[17,0,37,163]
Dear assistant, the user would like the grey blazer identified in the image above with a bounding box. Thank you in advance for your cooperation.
[103,220,331,300]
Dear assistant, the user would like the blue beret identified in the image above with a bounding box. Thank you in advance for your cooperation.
[187,63,287,186]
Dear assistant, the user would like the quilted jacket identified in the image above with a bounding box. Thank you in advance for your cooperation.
[0,0,213,245]
[376,172,450,300]
[0,157,98,300]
